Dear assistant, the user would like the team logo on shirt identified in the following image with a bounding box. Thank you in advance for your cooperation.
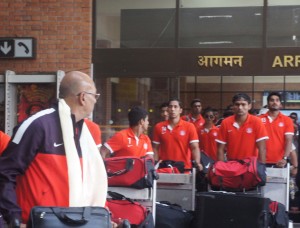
[246,128,253,134]
[278,122,284,127]
[261,118,266,123]
[127,138,133,147]
[213,132,218,137]
[161,126,167,134]
[144,143,148,150]
[180,130,186,136]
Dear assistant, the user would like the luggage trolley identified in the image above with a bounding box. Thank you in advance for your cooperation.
[107,180,157,222]
[261,164,290,209]
[156,168,196,210]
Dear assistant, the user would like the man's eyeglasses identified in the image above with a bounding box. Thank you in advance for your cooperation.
[77,91,100,100]
[204,115,214,119]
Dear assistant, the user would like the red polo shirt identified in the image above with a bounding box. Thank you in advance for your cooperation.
[181,114,205,132]
[84,119,102,148]
[199,125,219,161]
[216,115,268,160]
[259,112,294,163]
[153,119,199,169]
[0,131,10,156]
[104,128,153,157]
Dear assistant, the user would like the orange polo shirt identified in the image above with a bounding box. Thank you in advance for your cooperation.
[104,128,153,157]
[84,119,102,148]
[0,131,10,156]
[259,112,294,163]
[153,119,199,169]
[199,125,219,161]
[216,115,268,160]
[181,114,205,132]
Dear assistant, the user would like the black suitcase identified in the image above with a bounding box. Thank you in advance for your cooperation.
[192,192,270,228]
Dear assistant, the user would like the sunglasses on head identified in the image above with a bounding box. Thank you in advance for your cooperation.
[204,115,214,119]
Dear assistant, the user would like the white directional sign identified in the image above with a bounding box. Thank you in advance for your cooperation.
[0,38,35,58]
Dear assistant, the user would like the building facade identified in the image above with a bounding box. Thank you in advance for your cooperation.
[1,0,300,141]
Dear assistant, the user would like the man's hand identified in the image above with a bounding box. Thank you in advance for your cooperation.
[196,162,203,172]
[276,159,287,168]
[291,166,298,177]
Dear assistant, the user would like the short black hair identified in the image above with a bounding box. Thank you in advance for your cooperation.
[128,106,148,127]
[267,92,281,103]
[190,98,201,107]
[160,102,169,109]
[203,107,214,115]
[168,98,182,108]
[232,93,251,104]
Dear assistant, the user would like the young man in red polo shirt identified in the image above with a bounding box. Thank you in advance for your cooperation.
[199,107,219,161]
[100,106,153,158]
[181,98,205,132]
[259,92,294,167]
[153,98,203,171]
[216,93,268,162]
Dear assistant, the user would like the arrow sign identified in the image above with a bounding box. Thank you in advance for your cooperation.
[0,42,11,54]
[0,38,35,58]
[0,40,14,57]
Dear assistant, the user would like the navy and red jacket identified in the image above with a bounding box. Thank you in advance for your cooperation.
[0,104,84,223]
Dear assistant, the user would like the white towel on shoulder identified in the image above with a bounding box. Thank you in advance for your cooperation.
[58,99,107,207]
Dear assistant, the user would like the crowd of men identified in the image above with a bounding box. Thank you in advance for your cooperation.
[0,70,298,227]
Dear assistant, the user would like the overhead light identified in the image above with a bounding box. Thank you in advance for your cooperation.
[293,35,297,40]
[199,15,232,19]
[254,13,262,16]
[199,41,233,45]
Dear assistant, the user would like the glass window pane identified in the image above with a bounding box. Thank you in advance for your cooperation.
[222,76,253,92]
[179,0,263,47]
[267,1,300,47]
[253,76,284,108]
[196,76,222,91]
[95,0,176,48]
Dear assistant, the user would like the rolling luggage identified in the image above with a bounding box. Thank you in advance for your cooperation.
[192,192,270,228]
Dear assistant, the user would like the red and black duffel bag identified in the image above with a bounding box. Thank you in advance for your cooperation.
[106,191,154,228]
[105,156,158,189]
[207,156,266,191]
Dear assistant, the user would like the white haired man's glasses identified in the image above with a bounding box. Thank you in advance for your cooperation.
[77,91,100,100]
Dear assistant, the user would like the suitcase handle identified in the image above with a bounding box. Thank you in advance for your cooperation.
[107,159,134,177]
[51,207,90,225]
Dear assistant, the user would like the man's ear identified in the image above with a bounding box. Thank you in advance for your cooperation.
[248,103,252,111]
[78,92,85,105]
[139,118,145,125]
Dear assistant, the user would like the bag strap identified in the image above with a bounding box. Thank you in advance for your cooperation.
[107,191,135,204]
[51,207,90,225]
[107,158,134,177]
